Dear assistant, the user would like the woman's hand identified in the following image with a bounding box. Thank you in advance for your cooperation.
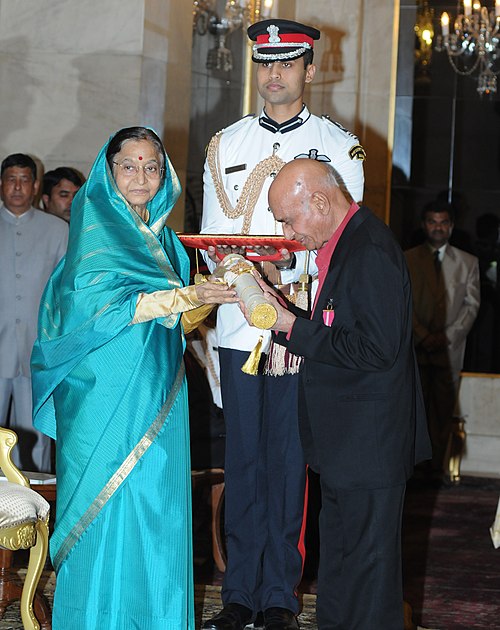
[195,281,238,305]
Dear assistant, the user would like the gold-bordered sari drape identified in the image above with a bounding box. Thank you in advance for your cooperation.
[31,134,195,629]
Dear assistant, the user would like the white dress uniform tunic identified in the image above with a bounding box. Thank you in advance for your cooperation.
[202,105,364,352]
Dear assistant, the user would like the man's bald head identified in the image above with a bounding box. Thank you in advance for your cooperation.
[271,158,338,200]
[269,158,351,250]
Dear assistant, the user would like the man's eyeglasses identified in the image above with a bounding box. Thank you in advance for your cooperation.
[112,161,163,180]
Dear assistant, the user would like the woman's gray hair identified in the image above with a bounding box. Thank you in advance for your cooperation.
[106,127,165,173]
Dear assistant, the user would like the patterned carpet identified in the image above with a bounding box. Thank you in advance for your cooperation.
[0,571,436,630]
[0,572,317,630]
[402,475,500,630]
[2,476,498,629]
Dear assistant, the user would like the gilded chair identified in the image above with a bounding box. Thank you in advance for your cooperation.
[0,427,50,630]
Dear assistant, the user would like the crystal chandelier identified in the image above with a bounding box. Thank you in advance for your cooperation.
[193,0,273,72]
[435,0,500,96]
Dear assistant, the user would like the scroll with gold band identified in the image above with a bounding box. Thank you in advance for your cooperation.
[213,253,277,330]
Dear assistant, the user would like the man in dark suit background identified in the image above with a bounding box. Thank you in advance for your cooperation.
[405,202,480,474]
[242,159,431,629]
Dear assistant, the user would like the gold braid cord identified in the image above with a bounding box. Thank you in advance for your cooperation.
[200,332,221,390]
[207,133,286,234]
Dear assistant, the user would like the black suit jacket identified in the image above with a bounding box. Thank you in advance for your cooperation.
[280,206,431,489]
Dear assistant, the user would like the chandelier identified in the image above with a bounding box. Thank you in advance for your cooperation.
[193,0,273,72]
[435,0,500,96]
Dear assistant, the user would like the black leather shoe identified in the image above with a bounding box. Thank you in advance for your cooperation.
[263,607,299,630]
[202,603,254,630]
[253,611,264,629]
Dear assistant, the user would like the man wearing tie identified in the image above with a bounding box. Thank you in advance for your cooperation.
[405,201,480,474]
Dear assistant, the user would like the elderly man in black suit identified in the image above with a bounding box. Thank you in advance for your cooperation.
[241,159,431,630]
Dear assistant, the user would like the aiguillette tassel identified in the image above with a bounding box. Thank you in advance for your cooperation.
[295,250,311,311]
[241,335,263,375]
[194,249,205,285]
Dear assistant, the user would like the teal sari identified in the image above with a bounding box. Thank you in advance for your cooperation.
[31,136,194,629]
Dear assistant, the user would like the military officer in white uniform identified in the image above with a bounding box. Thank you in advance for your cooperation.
[0,153,68,472]
[201,19,365,630]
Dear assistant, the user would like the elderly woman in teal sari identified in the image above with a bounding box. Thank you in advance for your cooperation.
[31,127,237,629]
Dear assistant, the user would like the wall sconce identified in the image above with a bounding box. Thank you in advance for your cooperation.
[414,0,435,75]
[193,0,273,72]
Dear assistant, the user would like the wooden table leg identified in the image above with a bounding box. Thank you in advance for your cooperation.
[0,548,17,617]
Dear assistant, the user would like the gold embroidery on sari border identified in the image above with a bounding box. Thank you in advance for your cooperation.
[53,362,185,571]
[81,221,112,234]
[40,301,112,341]
[132,210,183,289]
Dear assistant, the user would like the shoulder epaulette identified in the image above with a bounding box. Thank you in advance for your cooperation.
[322,115,366,161]
[205,114,256,155]
[221,114,256,133]
[205,129,222,156]
[321,115,357,139]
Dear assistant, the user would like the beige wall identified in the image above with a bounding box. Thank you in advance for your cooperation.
[457,373,500,478]
[295,0,400,220]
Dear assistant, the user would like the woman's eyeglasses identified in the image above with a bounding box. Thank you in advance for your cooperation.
[112,161,163,179]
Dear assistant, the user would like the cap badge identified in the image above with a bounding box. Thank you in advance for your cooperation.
[267,24,281,43]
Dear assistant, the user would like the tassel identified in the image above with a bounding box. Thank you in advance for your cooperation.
[194,249,205,286]
[264,252,310,376]
[241,335,264,375]
[295,251,311,312]
[264,341,288,376]
[295,272,310,311]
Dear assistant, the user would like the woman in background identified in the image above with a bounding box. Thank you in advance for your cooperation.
[31,127,236,629]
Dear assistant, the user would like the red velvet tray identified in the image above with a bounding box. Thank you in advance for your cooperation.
[177,233,305,261]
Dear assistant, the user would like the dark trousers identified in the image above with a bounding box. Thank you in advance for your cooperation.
[219,348,306,614]
[316,478,406,630]
[418,362,459,471]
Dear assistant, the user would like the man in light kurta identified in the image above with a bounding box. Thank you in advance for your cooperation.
[0,153,68,472]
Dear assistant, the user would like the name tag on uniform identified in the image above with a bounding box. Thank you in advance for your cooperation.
[225,164,246,174]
